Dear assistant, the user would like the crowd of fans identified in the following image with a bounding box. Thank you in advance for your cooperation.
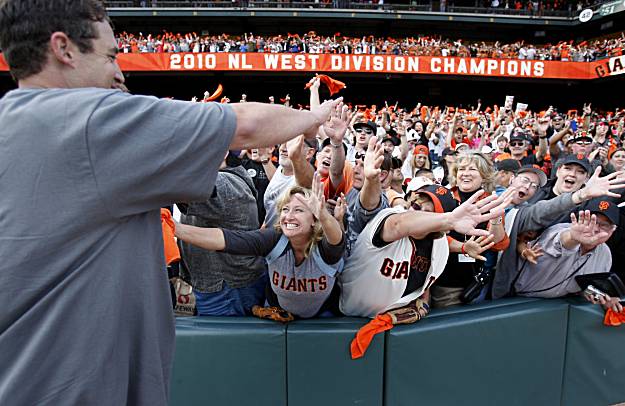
[165,76,625,351]
[117,31,625,61]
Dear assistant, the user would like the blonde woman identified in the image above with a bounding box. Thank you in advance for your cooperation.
[431,151,510,308]
[175,174,345,321]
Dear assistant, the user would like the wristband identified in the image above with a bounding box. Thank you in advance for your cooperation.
[330,142,342,148]
[461,243,467,256]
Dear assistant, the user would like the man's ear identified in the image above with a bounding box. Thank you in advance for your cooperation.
[50,32,76,66]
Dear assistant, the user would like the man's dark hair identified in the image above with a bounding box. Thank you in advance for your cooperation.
[0,0,109,80]
[414,168,433,177]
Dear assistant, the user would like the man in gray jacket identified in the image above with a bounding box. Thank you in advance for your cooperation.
[493,168,625,299]
[180,154,267,316]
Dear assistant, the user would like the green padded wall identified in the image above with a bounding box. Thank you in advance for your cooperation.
[286,318,385,406]
[170,317,287,406]
[384,299,569,406]
[561,301,625,406]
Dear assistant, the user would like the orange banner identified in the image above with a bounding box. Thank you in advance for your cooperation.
[0,52,607,80]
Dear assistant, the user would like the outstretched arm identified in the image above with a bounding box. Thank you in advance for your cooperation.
[230,98,342,150]
[175,223,225,251]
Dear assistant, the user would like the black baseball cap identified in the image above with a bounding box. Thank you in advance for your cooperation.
[581,197,619,226]
[566,132,593,145]
[559,154,591,174]
[414,184,458,214]
[381,135,400,147]
[509,133,527,143]
[353,120,377,134]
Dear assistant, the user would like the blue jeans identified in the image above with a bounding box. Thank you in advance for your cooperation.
[194,273,268,316]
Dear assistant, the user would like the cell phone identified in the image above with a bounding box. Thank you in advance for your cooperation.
[584,285,608,302]
[570,120,578,132]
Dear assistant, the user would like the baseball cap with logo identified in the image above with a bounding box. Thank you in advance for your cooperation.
[581,197,619,226]
[559,154,592,174]
[566,131,593,145]
[414,184,459,213]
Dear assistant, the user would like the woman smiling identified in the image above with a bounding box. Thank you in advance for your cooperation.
[431,151,510,308]
[175,174,345,321]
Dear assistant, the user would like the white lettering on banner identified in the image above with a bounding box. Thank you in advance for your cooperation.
[264,54,279,70]
[431,58,442,73]
[331,55,342,70]
[308,54,320,70]
[429,57,544,77]
[470,59,485,74]
[169,53,216,69]
[373,56,384,71]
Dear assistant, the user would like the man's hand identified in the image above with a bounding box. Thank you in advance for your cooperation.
[577,167,625,201]
[537,117,550,135]
[568,210,612,246]
[583,102,592,116]
[286,135,305,161]
[323,103,351,144]
[363,136,384,180]
[445,188,514,237]
[305,98,344,139]
[584,292,624,313]
[308,75,321,92]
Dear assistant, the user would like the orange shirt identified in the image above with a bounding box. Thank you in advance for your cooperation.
[161,209,181,266]
[321,162,354,200]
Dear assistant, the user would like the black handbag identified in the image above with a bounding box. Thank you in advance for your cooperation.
[460,266,491,304]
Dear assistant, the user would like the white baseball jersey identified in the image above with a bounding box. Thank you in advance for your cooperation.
[339,207,449,318]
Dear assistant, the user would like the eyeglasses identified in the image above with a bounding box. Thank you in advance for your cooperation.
[596,220,615,232]
[515,175,539,190]
[575,141,592,146]
[355,128,374,134]
[510,141,525,147]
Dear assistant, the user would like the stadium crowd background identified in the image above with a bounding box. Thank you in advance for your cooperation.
[114,31,624,61]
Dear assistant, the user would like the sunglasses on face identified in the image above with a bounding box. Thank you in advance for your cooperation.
[510,141,525,147]
[575,141,592,146]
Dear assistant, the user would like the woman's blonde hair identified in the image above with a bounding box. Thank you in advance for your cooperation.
[274,185,323,258]
[448,150,496,193]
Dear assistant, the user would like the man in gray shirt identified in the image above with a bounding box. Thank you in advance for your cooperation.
[513,199,618,301]
[0,1,341,404]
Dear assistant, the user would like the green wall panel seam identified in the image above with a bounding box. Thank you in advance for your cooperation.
[559,304,572,406]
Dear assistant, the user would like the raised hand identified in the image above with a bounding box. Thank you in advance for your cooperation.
[333,193,347,227]
[581,167,625,199]
[286,135,306,161]
[520,242,544,264]
[363,136,384,180]
[323,103,351,144]
[446,189,513,237]
[463,234,495,261]
[293,172,326,221]
[569,210,613,246]
[306,98,344,139]
[308,75,321,91]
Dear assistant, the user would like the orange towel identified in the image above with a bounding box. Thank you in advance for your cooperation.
[604,308,625,326]
[161,209,181,266]
[202,84,223,102]
[350,314,393,359]
[304,74,346,96]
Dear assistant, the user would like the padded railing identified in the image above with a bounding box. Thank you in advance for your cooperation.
[170,297,625,406]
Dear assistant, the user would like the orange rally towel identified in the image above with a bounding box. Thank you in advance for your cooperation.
[304,74,346,96]
[604,308,625,326]
[161,209,181,265]
[203,84,223,102]
[350,314,393,359]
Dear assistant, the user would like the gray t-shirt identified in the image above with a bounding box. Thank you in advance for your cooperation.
[0,88,236,405]
[263,166,295,227]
